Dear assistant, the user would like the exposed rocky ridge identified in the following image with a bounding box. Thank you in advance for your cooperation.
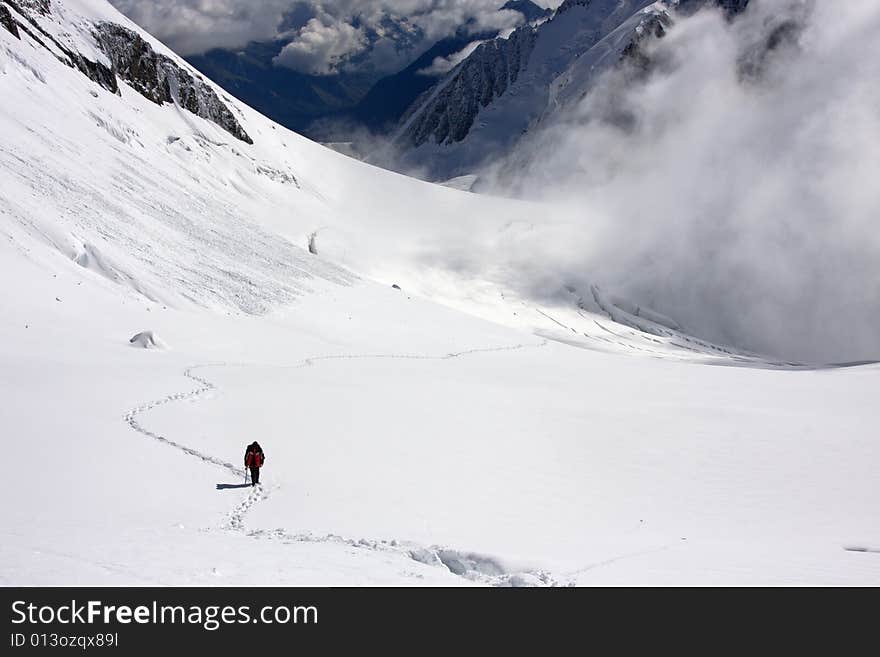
[95,23,252,144]
[400,26,538,148]
[0,0,251,144]
[181,1,550,141]
[619,10,674,77]
[13,0,48,15]
[736,1,807,82]
[0,4,20,38]
[501,0,552,23]
[2,0,119,93]
[390,0,753,179]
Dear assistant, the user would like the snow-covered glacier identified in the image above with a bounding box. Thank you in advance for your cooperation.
[1,0,879,586]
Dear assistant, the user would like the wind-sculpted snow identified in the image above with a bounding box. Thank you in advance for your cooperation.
[0,139,355,312]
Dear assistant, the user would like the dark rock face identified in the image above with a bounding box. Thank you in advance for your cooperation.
[348,27,500,136]
[95,24,172,105]
[620,11,673,77]
[1,0,252,145]
[400,26,537,147]
[399,0,753,153]
[0,4,20,38]
[95,23,252,144]
[183,6,545,140]
[70,52,118,94]
[737,3,808,82]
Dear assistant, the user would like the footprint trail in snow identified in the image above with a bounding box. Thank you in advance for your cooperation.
[122,341,566,586]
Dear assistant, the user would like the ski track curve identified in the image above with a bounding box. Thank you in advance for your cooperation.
[123,340,568,586]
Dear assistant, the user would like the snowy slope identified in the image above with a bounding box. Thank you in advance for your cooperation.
[2,0,879,585]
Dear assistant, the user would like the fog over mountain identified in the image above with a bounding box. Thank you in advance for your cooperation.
[3,0,880,588]
[479,0,880,363]
[105,0,880,364]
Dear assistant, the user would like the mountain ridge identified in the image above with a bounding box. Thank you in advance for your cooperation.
[385,0,751,180]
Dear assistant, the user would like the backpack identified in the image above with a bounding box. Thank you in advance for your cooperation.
[246,449,263,468]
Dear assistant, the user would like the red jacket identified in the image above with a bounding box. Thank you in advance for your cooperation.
[245,447,265,468]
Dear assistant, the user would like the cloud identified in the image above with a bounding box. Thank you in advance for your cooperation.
[109,1,557,73]
[109,0,294,55]
[474,0,880,363]
[278,1,535,74]
[418,39,485,75]
[273,17,368,74]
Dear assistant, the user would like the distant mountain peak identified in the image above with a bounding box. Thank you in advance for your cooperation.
[385,0,752,180]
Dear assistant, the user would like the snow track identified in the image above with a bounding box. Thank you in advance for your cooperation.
[124,365,244,477]
[122,340,568,586]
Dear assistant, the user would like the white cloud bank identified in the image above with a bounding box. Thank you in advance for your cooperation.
[110,1,550,74]
[273,17,368,74]
[478,0,880,363]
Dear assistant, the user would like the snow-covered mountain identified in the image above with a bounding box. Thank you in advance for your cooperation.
[116,1,551,140]
[387,0,750,179]
[2,0,879,586]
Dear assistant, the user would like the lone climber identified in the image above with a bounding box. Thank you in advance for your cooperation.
[244,441,265,486]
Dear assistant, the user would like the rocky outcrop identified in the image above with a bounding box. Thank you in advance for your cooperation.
[1,1,251,144]
[392,0,753,177]
[400,26,537,147]
[619,10,674,80]
[0,4,20,38]
[715,0,751,16]
[94,23,252,144]
[9,0,48,16]
[501,0,552,23]
[676,0,751,17]
[69,50,118,94]
[94,23,172,105]
[2,0,118,93]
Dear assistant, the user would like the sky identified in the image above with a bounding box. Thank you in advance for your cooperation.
[109,1,563,75]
